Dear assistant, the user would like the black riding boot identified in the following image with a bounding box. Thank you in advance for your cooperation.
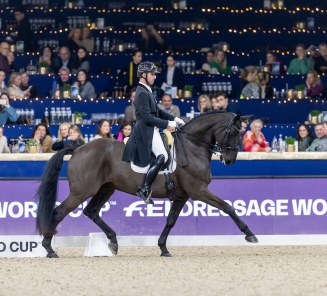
[136,154,165,204]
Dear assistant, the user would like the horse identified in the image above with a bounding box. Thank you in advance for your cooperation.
[35,110,258,258]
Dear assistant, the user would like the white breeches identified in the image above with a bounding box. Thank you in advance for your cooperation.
[152,127,168,163]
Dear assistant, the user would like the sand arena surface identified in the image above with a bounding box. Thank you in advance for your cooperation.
[0,246,327,296]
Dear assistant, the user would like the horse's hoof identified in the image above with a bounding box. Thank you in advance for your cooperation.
[245,235,259,243]
[161,252,173,257]
[47,252,59,258]
[108,242,118,255]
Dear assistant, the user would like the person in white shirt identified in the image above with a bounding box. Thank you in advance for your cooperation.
[93,119,113,140]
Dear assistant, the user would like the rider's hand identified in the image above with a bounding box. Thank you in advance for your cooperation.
[168,121,176,128]
[174,117,185,125]
[168,126,175,132]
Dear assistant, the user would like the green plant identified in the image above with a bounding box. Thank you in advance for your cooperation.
[39,61,49,68]
[310,110,321,117]
[184,85,193,91]
[196,18,207,25]
[27,140,39,146]
[62,84,71,91]
[295,84,305,91]
[116,39,124,45]
[154,60,162,67]
[74,112,87,119]
[285,136,296,145]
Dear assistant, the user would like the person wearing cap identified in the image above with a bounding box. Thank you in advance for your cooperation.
[122,61,185,204]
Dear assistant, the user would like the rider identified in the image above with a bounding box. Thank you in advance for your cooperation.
[122,61,185,204]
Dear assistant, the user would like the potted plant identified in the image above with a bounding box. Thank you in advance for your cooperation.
[74,112,86,124]
[310,110,321,124]
[27,140,39,154]
[62,84,71,99]
[295,84,306,99]
[154,61,163,72]
[285,136,296,152]
[184,85,193,98]
[38,61,49,74]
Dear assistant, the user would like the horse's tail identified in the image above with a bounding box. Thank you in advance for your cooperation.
[36,148,71,235]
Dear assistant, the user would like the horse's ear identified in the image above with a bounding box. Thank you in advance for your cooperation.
[240,115,253,123]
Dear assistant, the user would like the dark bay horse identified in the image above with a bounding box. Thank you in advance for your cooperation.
[36,110,258,258]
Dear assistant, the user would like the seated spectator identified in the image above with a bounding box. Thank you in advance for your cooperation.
[161,55,185,91]
[317,122,327,151]
[210,50,231,75]
[7,51,16,73]
[52,122,70,151]
[93,119,113,139]
[287,44,312,74]
[197,94,211,113]
[306,70,325,98]
[38,46,61,74]
[243,119,271,152]
[81,26,94,53]
[52,68,73,98]
[201,50,214,73]
[114,122,133,141]
[72,69,96,99]
[0,42,10,75]
[265,51,285,74]
[67,27,83,52]
[124,88,136,123]
[258,71,273,98]
[313,43,327,75]
[215,91,242,114]
[0,70,8,94]
[0,126,10,153]
[0,93,17,125]
[158,93,181,117]
[297,124,314,151]
[241,67,260,99]
[239,65,258,90]
[7,72,30,99]
[71,46,89,75]
[21,72,40,98]
[306,124,326,151]
[138,25,165,51]
[211,96,219,109]
[239,121,248,152]
[62,125,85,151]
[58,46,75,72]
[32,123,53,153]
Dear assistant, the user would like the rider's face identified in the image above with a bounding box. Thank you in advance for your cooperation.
[143,72,156,86]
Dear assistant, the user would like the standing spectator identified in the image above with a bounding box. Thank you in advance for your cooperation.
[52,122,71,151]
[287,44,312,74]
[14,7,34,52]
[119,50,142,93]
[32,123,53,153]
[81,26,94,52]
[138,25,165,51]
[265,51,285,74]
[58,46,75,72]
[93,119,113,139]
[306,124,326,151]
[243,119,271,152]
[114,122,133,141]
[215,91,242,114]
[241,68,260,99]
[7,72,30,99]
[197,94,211,113]
[258,71,273,98]
[313,43,327,75]
[124,88,136,123]
[0,126,10,153]
[0,70,8,94]
[7,51,16,73]
[72,69,96,99]
[297,124,314,151]
[306,70,325,98]
[38,46,61,74]
[0,93,17,125]
[67,27,83,52]
[210,50,231,74]
[71,46,90,75]
[157,93,181,117]
[0,42,10,75]
[21,72,40,98]
[52,68,72,98]
[160,55,185,91]
[201,50,214,73]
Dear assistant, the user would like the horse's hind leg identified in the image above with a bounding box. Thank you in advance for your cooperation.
[83,182,118,255]
[158,197,188,257]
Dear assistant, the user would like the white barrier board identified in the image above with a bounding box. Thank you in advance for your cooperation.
[84,233,113,257]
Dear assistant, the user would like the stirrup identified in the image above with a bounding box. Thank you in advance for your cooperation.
[136,186,154,205]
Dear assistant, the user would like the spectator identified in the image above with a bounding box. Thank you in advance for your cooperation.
[119,50,142,93]
[306,70,325,98]
[201,50,214,73]
[239,121,248,151]
[210,50,231,74]
[38,46,61,74]
[265,51,285,74]
[52,122,70,151]
[297,124,314,151]
[0,126,10,153]
[306,124,326,151]
[81,26,94,52]
[7,51,16,73]
[114,121,133,141]
[7,72,30,99]
[243,119,271,152]
[58,46,75,72]
[67,27,83,52]
[71,46,90,75]
[317,122,327,151]
[197,94,211,113]
[211,96,219,109]
[21,72,40,98]
[52,68,73,98]
[124,88,136,123]
[241,67,260,99]
[313,43,327,75]
[161,55,185,91]
[32,123,53,153]
[138,25,165,51]
[258,71,273,98]
[72,69,96,99]
[157,93,181,117]
[93,119,113,139]
[287,44,312,74]
[0,70,8,94]
[240,66,258,89]
[14,7,33,52]
[215,91,242,114]
[61,125,85,151]
[0,93,17,125]
[0,42,10,75]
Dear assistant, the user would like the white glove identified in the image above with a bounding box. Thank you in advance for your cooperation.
[168,121,177,128]
[174,117,185,125]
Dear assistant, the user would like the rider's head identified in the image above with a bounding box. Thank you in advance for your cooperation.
[137,61,160,86]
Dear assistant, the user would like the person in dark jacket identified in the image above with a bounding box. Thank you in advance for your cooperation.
[0,42,10,75]
[160,55,185,91]
[20,72,41,98]
[58,46,75,72]
[14,7,34,52]
[122,62,185,204]
[52,124,84,151]
[215,91,242,114]
[259,71,274,99]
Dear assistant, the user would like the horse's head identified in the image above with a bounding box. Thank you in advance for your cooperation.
[215,114,252,166]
